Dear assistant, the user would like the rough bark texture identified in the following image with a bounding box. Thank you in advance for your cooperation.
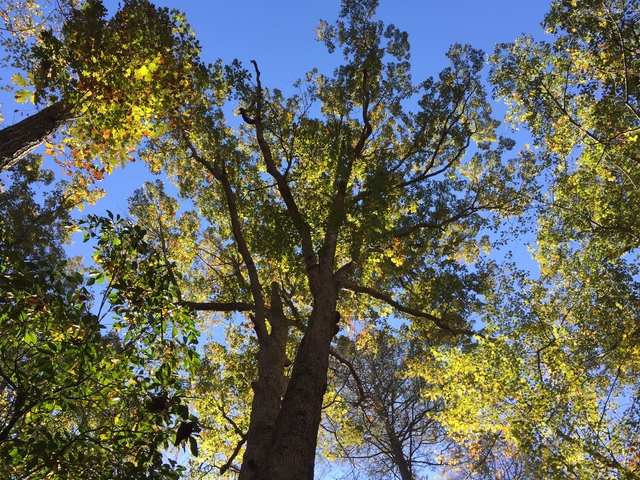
[0,101,75,172]
[255,280,339,480]
[238,302,291,480]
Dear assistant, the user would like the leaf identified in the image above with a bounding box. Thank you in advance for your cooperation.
[14,89,32,103]
[11,73,30,87]
[188,436,198,457]
[23,331,37,344]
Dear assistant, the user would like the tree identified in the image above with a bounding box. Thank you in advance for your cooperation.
[0,154,74,267]
[113,0,535,478]
[0,0,204,179]
[490,0,640,267]
[0,203,202,478]
[420,1,640,478]
[20,0,638,478]
[323,328,451,480]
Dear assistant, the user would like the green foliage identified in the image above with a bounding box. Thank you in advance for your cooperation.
[421,2,640,477]
[0,213,201,479]
[490,0,640,268]
[0,154,72,267]
[6,0,640,478]
[1,0,207,189]
[323,327,451,479]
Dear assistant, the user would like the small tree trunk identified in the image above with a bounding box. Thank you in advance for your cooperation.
[0,101,76,172]
[386,419,414,480]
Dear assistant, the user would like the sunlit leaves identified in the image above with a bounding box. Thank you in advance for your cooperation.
[0,206,201,478]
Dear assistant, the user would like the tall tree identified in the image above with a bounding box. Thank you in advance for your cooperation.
[118,0,535,478]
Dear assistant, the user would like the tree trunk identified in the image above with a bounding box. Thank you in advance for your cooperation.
[386,418,414,480]
[255,286,340,480]
[239,285,295,480]
[238,335,289,480]
[0,101,76,172]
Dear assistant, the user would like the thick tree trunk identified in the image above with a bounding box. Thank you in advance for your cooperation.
[0,101,75,172]
[238,335,288,480]
[256,286,340,480]
[239,285,294,480]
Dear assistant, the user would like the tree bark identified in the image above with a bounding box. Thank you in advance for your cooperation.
[238,335,289,479]
[0,101,76,172]
[256,283,340,480]
[238,285,294,480]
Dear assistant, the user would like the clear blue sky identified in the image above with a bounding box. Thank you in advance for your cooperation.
[87,0,552,216]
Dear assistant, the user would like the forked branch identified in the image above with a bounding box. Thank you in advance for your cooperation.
[182,133,268,341]
[242,60,319,287]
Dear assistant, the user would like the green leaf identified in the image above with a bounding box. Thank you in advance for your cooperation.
[14,89,32,103]
[23,331,37,344]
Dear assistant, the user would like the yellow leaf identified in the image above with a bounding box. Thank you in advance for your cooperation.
[14,89,32,104]
[11,73,30,87]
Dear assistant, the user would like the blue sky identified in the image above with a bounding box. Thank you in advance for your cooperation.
[65,0,552,275]
[81,0,553,218]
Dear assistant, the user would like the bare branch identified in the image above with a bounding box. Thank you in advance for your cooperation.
[182,301,254,312]
[217,402,247,475]
[329,348,367,405]
[219,437,247,475]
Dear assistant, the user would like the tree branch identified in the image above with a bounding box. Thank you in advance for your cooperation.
[0,101,77,172]
[320,69,374,277]
[342,283,481,337]
[243,60,319,288]
[182,301,254,312]
[220,436,247,475]
[329,348,367,405]
[182,133,268,341]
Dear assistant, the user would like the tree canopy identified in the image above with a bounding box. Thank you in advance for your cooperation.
[1,0,640,479]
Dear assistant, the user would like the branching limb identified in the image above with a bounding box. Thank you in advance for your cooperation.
[181,133,268,341]
[353,68,373,160]
[217,403,247,475]
[219,437,247,475]
[391,199,483,239]
[182,301,254,312]
[334,261,356,287]
[321,69,374,275]
[242,60,319,287]
[329,348,367,405]
[342,283,482,337]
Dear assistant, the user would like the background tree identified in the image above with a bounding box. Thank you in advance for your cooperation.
[0,207,201,478]
[0,0,205,184]
[323,327,452,480]
[0,154,74,266]
[422,1,640,478]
